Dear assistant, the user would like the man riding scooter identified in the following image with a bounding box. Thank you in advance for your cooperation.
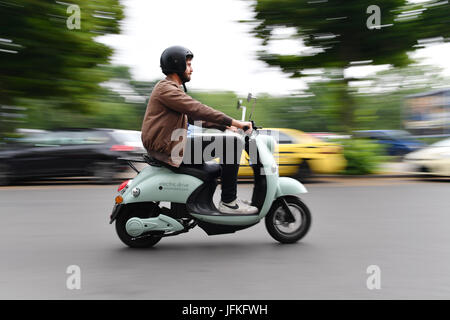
[141,45,258,214]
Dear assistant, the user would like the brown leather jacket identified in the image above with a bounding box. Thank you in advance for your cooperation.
[141,78,233,167]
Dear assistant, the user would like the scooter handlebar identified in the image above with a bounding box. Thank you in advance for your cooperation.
[243,120,262,132]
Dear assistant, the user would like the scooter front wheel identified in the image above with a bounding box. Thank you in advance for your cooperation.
[265,196,311,244]
[115,207,162,248]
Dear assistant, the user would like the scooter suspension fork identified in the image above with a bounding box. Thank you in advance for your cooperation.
[279,198,296,223]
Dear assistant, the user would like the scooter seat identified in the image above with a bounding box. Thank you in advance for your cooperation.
[143,154,221,181]
[176,162,222,181]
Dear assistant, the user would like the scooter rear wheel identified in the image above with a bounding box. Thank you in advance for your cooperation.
[265,196,311,244]
[115,207,162,248]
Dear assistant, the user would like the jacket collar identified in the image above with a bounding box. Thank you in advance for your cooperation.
[164,76,182,89]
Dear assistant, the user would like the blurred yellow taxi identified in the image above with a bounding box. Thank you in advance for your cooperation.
[238,128,346,180]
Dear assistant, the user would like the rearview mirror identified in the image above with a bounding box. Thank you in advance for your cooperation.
[236,99,243,109]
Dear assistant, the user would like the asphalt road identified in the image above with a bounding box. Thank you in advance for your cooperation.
[0,177,449,299]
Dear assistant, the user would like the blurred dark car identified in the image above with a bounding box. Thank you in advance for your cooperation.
[353,130,425,156]
[0,128,145,185]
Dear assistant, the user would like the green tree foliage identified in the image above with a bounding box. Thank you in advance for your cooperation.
[246,0,450,131]
[190,90,335,131]
[190,91,242,121]
[0,0,124,139]
[19,65,157,132]
[340,138,387,175]
[0,0,123,105]
[189,62,448,133]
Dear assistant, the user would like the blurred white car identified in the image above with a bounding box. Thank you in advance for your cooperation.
[404,137,450,176]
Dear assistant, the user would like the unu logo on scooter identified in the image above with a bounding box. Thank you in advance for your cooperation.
[159,182,189,191]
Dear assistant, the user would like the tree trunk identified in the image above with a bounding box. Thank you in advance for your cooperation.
[337,76,356,134]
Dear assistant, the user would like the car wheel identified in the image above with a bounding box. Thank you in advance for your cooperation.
[0,164,12,186]
[91,161,117,184]
[295,160,312,182]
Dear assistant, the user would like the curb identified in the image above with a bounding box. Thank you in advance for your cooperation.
[315,173,418,179]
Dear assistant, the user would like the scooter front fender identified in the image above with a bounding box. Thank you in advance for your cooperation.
[275,177,308,198]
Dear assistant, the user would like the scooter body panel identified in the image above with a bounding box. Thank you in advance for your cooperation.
[255,135,279,218]
[122,165,203,204]
[190,213,261,226]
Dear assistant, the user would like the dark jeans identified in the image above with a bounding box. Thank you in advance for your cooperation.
[181,135,243,203]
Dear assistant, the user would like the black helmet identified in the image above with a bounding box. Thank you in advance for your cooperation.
[160,45,194,79]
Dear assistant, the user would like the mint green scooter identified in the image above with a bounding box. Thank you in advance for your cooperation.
[109,112,311,248]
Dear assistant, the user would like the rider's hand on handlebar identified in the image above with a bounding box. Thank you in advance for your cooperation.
[225,125,239,133]
[232,120,253,134]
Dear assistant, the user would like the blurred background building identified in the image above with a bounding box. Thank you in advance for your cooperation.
[405,89,450,136]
